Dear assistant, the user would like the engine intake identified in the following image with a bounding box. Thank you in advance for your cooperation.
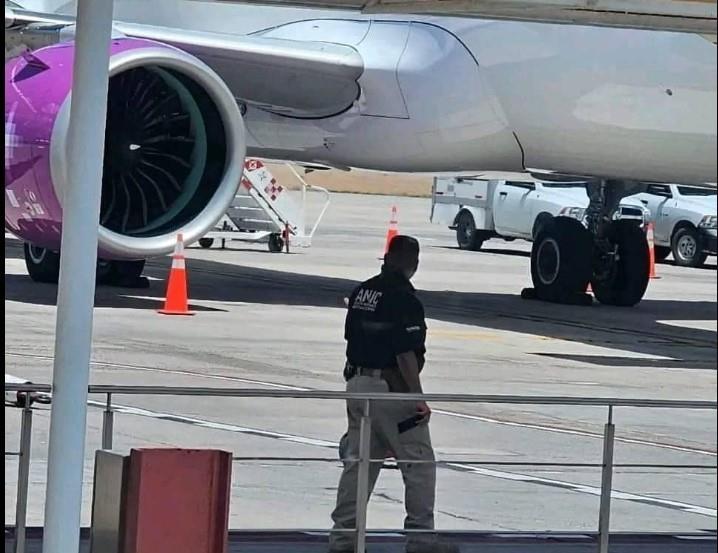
[5,38,245,259]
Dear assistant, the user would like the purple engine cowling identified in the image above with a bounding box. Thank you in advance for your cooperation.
[5,38,245,259]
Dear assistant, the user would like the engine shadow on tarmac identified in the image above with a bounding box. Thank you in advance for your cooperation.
[5,241,715,364]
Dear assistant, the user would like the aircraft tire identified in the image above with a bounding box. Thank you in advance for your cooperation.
[530,216,592,302]
[592,220,649,307]
[24,243,60,283]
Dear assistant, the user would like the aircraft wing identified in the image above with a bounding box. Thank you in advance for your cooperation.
[4,6,364,118]
[218,0,716,37]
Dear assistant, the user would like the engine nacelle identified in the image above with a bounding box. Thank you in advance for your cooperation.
[5,38,245,259]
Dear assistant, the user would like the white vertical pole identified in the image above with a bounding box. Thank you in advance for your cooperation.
[42,0,114,551]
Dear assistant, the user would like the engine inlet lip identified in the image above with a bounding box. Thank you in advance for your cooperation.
[50,40,246,259]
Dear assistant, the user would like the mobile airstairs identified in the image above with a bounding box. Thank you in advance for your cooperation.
[196,159,331,252]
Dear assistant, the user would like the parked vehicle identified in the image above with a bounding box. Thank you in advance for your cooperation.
[625,183,717,267]
[431,175,648,250]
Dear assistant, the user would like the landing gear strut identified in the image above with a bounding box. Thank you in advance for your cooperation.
[522,179,650,307]
[24,243,148,288]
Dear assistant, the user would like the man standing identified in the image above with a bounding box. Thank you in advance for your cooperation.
[329,236,459,553]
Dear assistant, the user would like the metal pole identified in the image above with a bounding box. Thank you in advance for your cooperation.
[42,0,114,551]
[14,405,33,553]
[355,399,371,553]
[101,393,114,450]
[598,406,615,553]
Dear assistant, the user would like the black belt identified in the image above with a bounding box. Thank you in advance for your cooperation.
[344,363,393,381]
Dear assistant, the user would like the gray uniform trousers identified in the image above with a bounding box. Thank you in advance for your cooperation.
[329,374,436,551]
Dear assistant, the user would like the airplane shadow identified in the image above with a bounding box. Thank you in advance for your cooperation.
[432,245,531,258]
[5,240,716,364]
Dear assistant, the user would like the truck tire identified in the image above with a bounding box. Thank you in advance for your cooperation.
[671,226,708,267]
[199,238,214,249]
[24,243,60,283]
[456,211,483,251]
[591,220,649,307]
[654,246,670,262]
[530,217,592,301]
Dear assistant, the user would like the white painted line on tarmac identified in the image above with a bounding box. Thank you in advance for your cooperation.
[432,409,717,457]
[8,353,716,457]
[448,463,717,518]
[86,400,337,448]
[89,398,717,519]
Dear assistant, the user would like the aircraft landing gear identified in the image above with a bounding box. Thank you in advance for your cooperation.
[522,179,649,307]
[24,243,148,288]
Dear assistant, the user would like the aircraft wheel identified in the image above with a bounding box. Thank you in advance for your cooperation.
[591,220,649,307]
[24,243,60,283]
[527,217,592,304]
[97,259,148,288]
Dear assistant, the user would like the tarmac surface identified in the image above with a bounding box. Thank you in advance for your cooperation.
[4,192,717,549]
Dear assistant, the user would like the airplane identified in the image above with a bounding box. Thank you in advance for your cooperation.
[5,0,717,306]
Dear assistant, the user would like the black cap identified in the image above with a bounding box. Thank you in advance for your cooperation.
[387,235,420,257]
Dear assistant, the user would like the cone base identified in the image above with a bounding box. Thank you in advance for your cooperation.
[158,309,195,316]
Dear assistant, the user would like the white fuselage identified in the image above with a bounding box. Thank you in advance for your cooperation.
[38,0,718,184]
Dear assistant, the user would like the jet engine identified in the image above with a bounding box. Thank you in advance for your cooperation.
[5,38,245,260]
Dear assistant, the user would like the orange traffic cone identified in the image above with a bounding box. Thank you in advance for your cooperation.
[646,222,659,279]
[158,234,194,316]
[383,206,399,255]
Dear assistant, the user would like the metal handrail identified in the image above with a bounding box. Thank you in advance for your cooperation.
[5,383,717,408]
[4,383,717,553]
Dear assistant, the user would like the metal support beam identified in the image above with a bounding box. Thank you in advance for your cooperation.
[102,393,114,450]
[42,0,114,551]
[355,399,372,553]
[14,405,33,553]
[598,406,615,553]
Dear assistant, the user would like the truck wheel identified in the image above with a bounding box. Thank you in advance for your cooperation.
[23,243,60,283]
[456,211,483,251]
[671,226,707,267]
[199,238,214,249]
[268,233,284,253]
[530,217,592,302]
[654,246,670,262]
[591,220,649,307]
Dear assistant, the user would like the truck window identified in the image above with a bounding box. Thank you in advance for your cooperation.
[505,181,535,190]
[676,185,716,196]
[646,184,673,198]
[540,182,588,188]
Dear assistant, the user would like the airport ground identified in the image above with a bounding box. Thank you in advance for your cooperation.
[4,192,717,549]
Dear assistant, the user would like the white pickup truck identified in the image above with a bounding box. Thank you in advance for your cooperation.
[431,175,648,250]
[624,183,717,267]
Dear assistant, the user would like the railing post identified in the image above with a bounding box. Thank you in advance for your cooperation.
[14,403,33,553]
[355,399,371,553]
[598,406,615,553]
[101,393,114,450]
